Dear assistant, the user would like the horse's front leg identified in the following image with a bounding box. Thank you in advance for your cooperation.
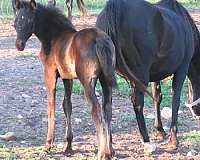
[152,81,167,141]
[44,68,57,152]
[168,69,187,149]
[62,79,73,155]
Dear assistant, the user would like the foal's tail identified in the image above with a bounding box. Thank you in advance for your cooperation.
[95,35,117,88]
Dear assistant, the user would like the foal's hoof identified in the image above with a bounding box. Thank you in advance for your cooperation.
[98,154,112,160]
[98,150,113,160]
[63,147,73,156]
[144,143,156,156]
[44,144,52,152]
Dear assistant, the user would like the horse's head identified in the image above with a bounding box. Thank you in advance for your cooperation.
[13,0,36,51]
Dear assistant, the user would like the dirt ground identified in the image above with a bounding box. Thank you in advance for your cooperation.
[0,14,200,160]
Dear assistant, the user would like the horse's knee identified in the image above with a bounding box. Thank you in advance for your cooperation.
[133,105,143,113]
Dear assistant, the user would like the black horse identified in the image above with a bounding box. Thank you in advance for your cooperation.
[152,0,200,139]
[96,0,195,152]
[47,0,89,18]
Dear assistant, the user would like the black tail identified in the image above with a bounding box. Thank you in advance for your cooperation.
[96,35,117,88]
[97,0,154,99]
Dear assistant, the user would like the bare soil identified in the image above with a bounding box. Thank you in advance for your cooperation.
[0,14,200,160]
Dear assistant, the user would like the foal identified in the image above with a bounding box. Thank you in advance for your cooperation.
[13,0,116,159]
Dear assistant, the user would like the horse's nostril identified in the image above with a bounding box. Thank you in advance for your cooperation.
[15,39,25,51]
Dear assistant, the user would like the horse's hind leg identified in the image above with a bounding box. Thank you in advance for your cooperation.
[66,0,73,19]
[47,0,56,6]
[99,74,113,157]
[131,82,149,142]
[152,82,167,141]
[83,77,112,160]
[62,79,73,155]
[168,68,188,149]
[77,0,89,16]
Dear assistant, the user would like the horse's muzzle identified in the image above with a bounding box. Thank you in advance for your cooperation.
[15,39,25,51]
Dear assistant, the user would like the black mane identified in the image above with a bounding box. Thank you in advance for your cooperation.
[33,4,76,55]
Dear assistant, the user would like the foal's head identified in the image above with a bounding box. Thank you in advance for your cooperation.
[13,0,36,51]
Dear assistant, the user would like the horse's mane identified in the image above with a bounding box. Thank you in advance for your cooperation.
[33,4,76,55]
[35,4,76,33]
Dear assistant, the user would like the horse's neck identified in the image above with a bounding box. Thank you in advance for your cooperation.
[34,14,75,55]
[40,30,75,56]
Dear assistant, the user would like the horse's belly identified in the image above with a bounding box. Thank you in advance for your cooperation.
[150,51,184,81]
[56,58,77,79]
[58,67,77,79]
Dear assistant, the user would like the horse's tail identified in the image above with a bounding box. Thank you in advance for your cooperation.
[95,35,117,88]
[96,0,154,99]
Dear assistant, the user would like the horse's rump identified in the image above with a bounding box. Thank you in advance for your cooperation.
[96,0,194,83]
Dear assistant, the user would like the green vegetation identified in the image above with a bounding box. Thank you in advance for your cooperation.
[181,131,200,144]
[0,0,200,20]
[18,51,35,58]
[57,75,189,108]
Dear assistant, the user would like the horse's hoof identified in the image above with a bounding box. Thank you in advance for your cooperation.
[166,141,178,150]
[166,138,179,150]
[44,141,55,153]
[44,144,52,153]
[98,154,112,160]
[98,151,113,160]
[144,142,156,156]
[63,147,73,156]
[153,130,167,141]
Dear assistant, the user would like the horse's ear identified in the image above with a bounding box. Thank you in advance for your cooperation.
[13,0,21,10]
[30,0,36,10]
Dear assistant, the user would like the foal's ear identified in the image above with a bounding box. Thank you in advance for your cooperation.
[30,0,36,10]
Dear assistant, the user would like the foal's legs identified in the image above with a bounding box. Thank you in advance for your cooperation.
[83,77,112,160]
[66,0,73,19]
[131,83,149,143]
[62,79,73,154]
[99,74,113,156]
[44,68,58,151]
[152,82,167,140]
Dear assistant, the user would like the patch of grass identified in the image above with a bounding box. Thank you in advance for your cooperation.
[19,51,35,58]
[56,75,189,110]
[0,146,19,159]
[181,131,200,144]
[120,112,136,123]
[1,0,199,21]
